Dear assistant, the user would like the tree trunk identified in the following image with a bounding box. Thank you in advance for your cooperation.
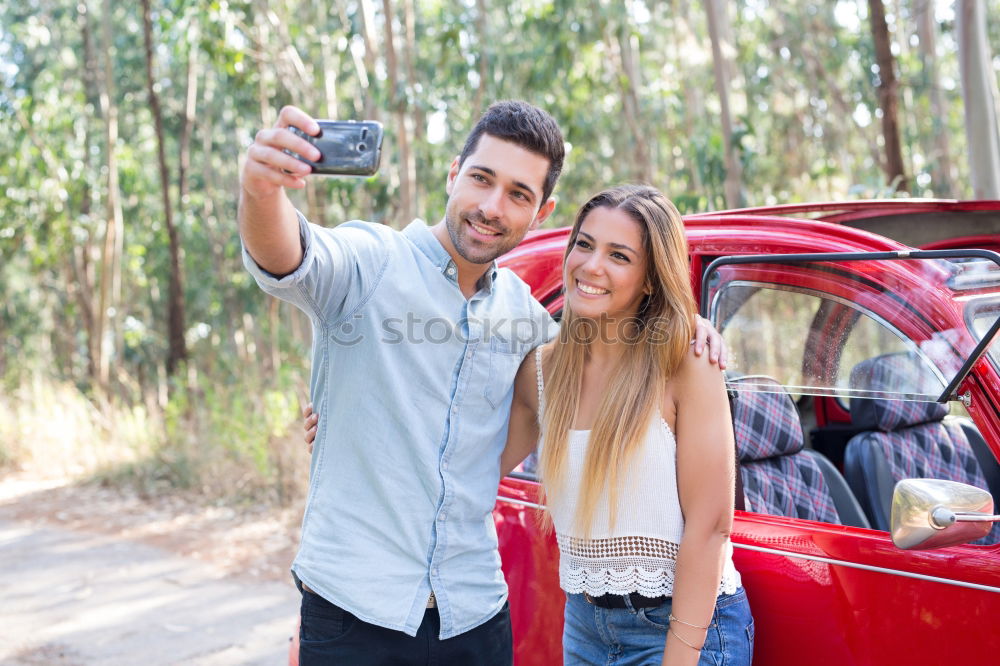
[868,0,908,191]
[915,1,955,195]
[333,0,362,117]
[76,2,100,380]
[673,0,705,197]
[472,0,489,115]
[956,0,1000,199]
[255,5,276,129]
[704,0,744,208]
[199,72,245,359]
[894,0,918,183]
[178,23,199,203]
[609,22,651,182]
[142,0,187,376]
[403,0,424,141]
[314,0,338,223]
[96,0,125,390]
[358,0,381,122]
[383,0,416,227]
[403,0,423,214]
[317,7,339,117]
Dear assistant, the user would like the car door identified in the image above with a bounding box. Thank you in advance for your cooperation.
[704,253,1000,666]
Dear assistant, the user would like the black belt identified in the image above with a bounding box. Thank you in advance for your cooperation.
[583,591,668,609]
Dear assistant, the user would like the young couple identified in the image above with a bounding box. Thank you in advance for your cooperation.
[241,100,752,666]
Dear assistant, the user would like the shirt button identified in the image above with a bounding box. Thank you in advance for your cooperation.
[438,512,446,521]
[442,461,449,470]
[446,267,456,275]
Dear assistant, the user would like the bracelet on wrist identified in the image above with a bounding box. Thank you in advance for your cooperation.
[668,613,709,630]
[668,626,704,652]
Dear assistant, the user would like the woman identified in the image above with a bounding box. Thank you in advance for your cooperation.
[501,185,752,666]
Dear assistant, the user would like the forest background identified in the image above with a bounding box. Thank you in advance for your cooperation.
[3,0,1000,509]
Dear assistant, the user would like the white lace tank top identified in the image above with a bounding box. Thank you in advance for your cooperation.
[535,347,741,598]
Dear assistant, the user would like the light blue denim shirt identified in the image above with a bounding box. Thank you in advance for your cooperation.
[242,215,555,638]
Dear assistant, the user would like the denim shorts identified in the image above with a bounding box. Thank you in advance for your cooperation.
[563,587,753,666]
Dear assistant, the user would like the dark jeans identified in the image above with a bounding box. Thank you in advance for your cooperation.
[298,586,513,666]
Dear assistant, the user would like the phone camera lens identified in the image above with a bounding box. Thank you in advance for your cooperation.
[357,143,367,151]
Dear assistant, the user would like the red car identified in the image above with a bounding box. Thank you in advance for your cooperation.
[495,200,1000,665]
[288,200,1000,665]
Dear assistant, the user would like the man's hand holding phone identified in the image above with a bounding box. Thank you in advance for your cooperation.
[242,106,322,198]
[238,106,323,277]
[238,107,387,282]
[243,105,384,196]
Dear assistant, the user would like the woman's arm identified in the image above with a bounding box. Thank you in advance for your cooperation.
[662,347,736,666]
[499,348,543,479]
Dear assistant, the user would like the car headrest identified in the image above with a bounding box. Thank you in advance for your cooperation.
[849,352,949,432]
[729,375,804,462]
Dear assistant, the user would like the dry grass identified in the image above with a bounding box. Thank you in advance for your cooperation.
[0,374,311,510]
[0,376,156,478]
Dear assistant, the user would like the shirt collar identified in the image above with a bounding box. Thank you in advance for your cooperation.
[402,219,499,293]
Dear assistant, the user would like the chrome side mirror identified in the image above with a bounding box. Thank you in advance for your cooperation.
[890,478,998,550]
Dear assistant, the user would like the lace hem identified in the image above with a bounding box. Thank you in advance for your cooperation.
[558,555,740,598]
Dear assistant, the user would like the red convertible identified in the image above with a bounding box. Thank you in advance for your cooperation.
[287,200,1000,665]
[495,199,1000,665]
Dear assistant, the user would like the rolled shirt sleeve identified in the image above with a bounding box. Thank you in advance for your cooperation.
[241,211,392,327]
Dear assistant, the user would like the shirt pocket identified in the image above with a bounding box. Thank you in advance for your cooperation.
[484,338,525,409]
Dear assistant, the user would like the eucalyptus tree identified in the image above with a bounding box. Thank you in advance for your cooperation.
[868,0,907,191]
[957,0,1000,198]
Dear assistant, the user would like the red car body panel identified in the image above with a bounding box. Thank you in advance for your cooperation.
[495,205,1000,666]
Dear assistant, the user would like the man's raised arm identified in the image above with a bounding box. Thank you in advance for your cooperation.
[238,105,322,276]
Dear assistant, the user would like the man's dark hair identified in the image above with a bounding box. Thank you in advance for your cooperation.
[458,100,565,203]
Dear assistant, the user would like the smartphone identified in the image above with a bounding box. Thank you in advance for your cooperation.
[285,120,383,176]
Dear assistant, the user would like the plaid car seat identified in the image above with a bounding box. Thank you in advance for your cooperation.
[731,375,869,527]
[845,352,1000,544]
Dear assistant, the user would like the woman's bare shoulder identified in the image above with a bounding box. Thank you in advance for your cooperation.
[672,343,726,401]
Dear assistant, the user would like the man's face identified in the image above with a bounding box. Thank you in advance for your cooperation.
[443,134,554,265]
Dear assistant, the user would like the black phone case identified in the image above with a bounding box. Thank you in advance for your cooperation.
[287,121,383,176]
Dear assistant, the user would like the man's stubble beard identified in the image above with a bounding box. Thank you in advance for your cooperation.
[444,205,524,265]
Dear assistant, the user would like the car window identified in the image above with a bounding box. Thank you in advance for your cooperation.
[714,285,819,397]
[712,281,941,402]
[835,312,913,408]
[966,297,1000,371]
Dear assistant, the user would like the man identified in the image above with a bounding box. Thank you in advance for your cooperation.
[240,101,723,665]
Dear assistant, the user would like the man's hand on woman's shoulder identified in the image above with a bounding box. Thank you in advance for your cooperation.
[691,314,728,369]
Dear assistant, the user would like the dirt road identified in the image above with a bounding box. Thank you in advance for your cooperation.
[0,478,302,665]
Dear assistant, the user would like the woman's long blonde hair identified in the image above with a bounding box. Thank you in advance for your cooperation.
[538,185,696,535]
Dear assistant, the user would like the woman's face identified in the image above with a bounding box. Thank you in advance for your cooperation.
[564,206,649,322]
